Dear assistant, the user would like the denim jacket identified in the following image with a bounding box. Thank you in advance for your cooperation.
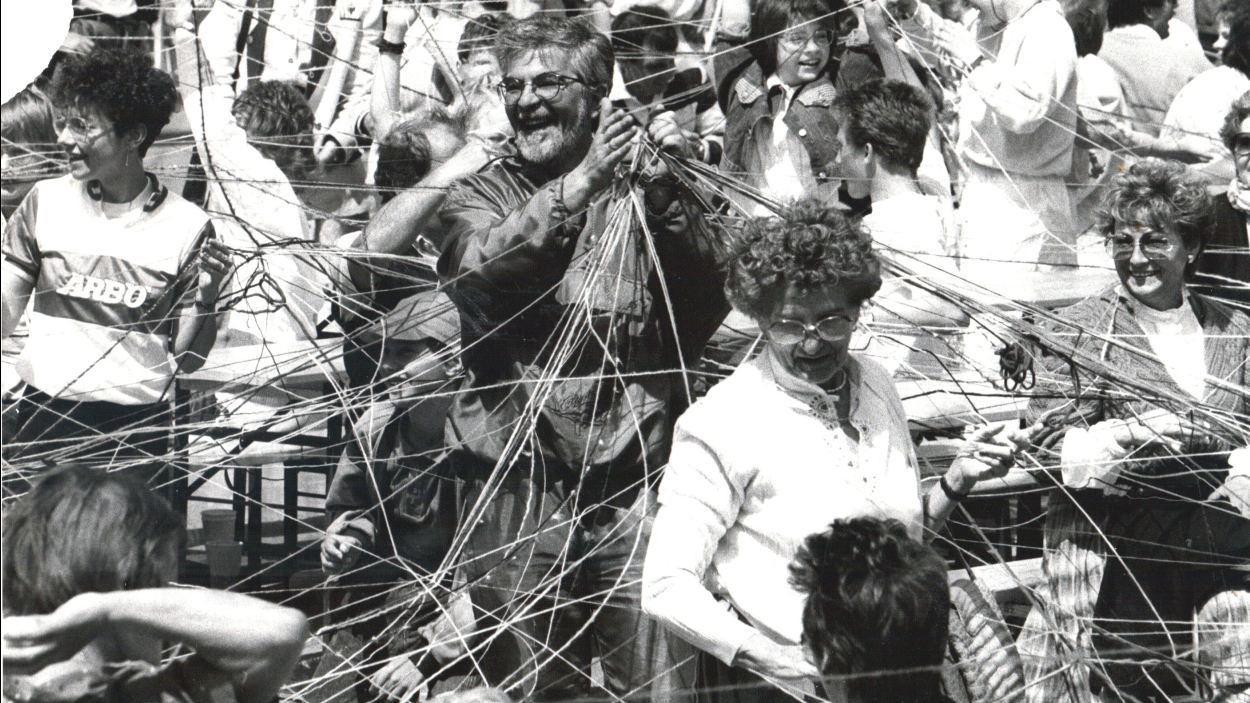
[719,60,843,188]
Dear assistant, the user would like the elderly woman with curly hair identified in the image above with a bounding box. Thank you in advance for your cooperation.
[642,200,1020,701]
[1020,157,1250,701]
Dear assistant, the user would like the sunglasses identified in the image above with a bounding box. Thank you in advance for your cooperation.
[767,312,858,346]
[497,72,589,106]
[1104,232,1179,261]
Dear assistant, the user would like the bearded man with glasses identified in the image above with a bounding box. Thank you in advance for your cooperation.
[435,14,727,702]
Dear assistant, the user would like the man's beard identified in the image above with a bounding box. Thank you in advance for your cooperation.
[514,100,593,173]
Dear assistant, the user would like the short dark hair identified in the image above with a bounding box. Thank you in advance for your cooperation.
[726,199,882,322]
[2,86,57,151]
[791,518,950,703]
[833,79,931,174]
[232,80,316,180]
[1221,90,1250,153]
[611,6,679,57]
[1106,0,1166,30]
[458,13,511,64]
[495,16,613,100]
[2,466,183,616]
[1095,157,1212,252]
[751,0,850,77]
[49,47,177,156]
[375,105,463,202]
[1061,0,1108,56]
[1219,0,1250,79]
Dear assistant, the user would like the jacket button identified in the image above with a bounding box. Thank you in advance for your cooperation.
[798,128,808,137]
[818,172,827,179]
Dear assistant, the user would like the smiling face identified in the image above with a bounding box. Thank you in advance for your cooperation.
[764,285,860,386]
[1110,222,1194,310]
[502,49,597,173]
[774,23,832,87]
[54,106,140,185]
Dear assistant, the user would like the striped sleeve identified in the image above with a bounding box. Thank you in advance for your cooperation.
[2,185,41,279]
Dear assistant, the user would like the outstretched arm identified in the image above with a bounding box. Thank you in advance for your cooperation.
[2,588,309,703]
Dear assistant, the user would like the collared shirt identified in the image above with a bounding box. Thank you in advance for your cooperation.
[644,351,923,665]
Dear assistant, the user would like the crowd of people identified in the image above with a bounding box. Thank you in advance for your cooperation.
[2,0,1248,700]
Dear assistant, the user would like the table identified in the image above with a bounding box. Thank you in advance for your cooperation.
[174,340,348,575]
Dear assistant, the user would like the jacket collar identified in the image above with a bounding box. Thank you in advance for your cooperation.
[733,69,837,108]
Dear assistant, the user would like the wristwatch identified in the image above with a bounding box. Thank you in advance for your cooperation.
[375,37,406,55]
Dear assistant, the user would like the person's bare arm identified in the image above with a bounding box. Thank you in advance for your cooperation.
[1,262,33,340]
[2,588,309,703]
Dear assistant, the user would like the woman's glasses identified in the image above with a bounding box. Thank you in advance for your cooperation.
[497,73,588,106]
[53,114,107,143]
[1104,232,1179,261]
[767,312,858,346]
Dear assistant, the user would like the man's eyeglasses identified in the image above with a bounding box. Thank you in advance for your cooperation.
[767,312,858,346]
[497,73,589,106]
[1105,232,1180,261]
[53,114,107,142]
[778,28,835,49]
[1233,132,1250,157]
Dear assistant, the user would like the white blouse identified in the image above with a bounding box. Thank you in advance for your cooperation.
[642,351,924,666]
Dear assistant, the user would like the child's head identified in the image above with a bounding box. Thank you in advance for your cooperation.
[751,0,851,86]
[3,465,183,617]
[791,518,950,703]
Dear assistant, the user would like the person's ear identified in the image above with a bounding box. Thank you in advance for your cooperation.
[126,124,148,154]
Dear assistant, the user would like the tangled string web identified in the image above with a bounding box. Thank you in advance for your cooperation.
[1,0,1247,701]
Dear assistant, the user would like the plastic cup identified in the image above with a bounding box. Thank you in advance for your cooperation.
[200,509,236,545]
[206,541,243,587]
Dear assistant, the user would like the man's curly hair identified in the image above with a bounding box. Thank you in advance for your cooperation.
[231,81,316,180]
[790,518,950,703]
[726,199,882,322]
[49,47,177,156]
[1094,157,1212,252]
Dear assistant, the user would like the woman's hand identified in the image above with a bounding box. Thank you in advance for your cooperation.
[382,1,417,43]
[933,20,982,68]
[947,425,1021,493]
[733,632,820,681]
[321,515,365,574]
[1107,409,1191,456]
[1,593,107,673]
[370,653,427,701]
[196,238,232,308]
